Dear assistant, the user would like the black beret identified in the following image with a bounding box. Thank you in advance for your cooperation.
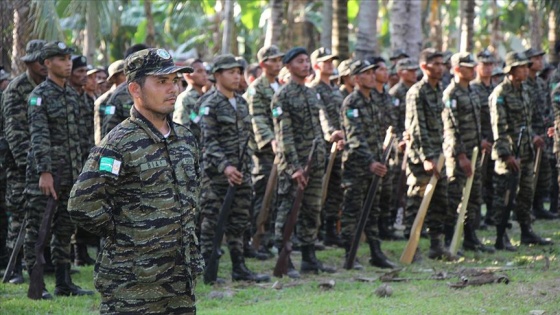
[283,47,308,65]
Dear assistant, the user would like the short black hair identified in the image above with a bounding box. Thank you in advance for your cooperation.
[131,75,147,88]
[185,58,203,67]
[247,63,260,77]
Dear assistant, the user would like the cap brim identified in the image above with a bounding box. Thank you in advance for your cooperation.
[213,62,243,73]
[263,53,285,62]
[21,54,40,62]
[317,55,339,63]
[352,64,377,75]
[107,70,123,81]
[390,54,410,61]
[87,69,102,76]
[147,65,194,76]
[459,62,477,67]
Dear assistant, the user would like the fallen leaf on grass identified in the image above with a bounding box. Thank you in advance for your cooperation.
[318,280,335,290]
[448,273,509,288]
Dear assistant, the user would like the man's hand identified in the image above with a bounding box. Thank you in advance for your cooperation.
[369,162,388,177]
[224,166,243,186]
[504,155,520,173]
[39,172,58,200]
[336,139,345,151]
[402,131,410,141]
[292,169,308,189]
[547,127,555,138]
[423,159,440,179]
[330,130,344,143]
[481,139,492,153]
[398,140,406,152]
[533,135,545,149]
[271,139,278,154]
[457,153,473,177]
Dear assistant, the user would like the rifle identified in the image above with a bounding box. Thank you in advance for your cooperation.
[203,137,250,284]
[252,161,278,251]
[2,212,28,283]
[320,142,338,209]
[479,150,489,183]
[400,153,445,265]
[28,160,63,299]
[497,127,526,244]
[344,128,395,270]
[393,144,408,231]
[449,147,479,255]
[273,139,319,278]
[532,147,542,194]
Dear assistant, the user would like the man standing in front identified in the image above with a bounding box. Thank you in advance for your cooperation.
[69,48,203,314]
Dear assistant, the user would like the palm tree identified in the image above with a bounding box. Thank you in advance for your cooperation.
[459,0,475,52]
[391,0,422,60]
[12,0,35,74]
[332,0,349,60]
[320,0,332,50]
[1,0,15,73]
[144,0,156,48]
[428,0,443,50]
[528,0,542,50]
[355,0,378,60]
[265,0,284,47]
[222,0,234,54]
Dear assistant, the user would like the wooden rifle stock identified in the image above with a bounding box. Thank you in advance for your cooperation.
[320,142,338,208]
[252,162,278,250]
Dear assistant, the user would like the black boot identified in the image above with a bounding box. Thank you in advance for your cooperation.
[343,244,363,270]
[27,270,52,300]
[463,224,495,253]
[378,218,404,241]
[286,256,301,279]
[300,244,336,274]
[323,219,342,247]
[54,263,94,296]
[428,234,457,261]
[443,225,455,248]
[231,250,270,283]
[494,226,517,251]
[368,240,397,269]
[532,195,559,220]
[8,252,24,284]
[520,224,554,245]
[74,244,96,266]
[243,231,269,261]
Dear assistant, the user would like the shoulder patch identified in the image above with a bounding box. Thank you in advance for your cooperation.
[272,107,283,118]
[99,156,121,175]
[393,98,400,107]
[496,96,504,104]
[199,106,210,116]
[104,105,116,115]
[189,110,201,123]
[316,93,321,100]
[554,94,560,103]
[346,108,359,118]
[446,99,457,109]
[29,96,42,106]
[248,87,256,96]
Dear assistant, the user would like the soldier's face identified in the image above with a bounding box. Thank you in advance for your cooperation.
[399,69,417,84]
[530,56,543,72]
[422,57,444,80]
[343,75,355,88]
[185,62,208,88]
[262,56,282,77]
[85,73,97,92]
[27,60,48,78]
[45,55,72,79]
[215,67,241,92]
[71,66,88,87]
[511,65,529,81]
[458,66,476,81]
[374,62,388,84]
[287,54,310,80]
[476,62,494,78]
[356,69,376,89]
[131,73,180,116]
[316,59,334,76]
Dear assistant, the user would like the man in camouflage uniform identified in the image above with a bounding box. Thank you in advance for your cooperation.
[340,60,398,269]
[470,49,497,228]
[94,59,125,145]
[524,48,558,220]
[442,52,494,253]
[245,45,284,257]
[309,47,345,247]
[489,51,553,251]
[69,48,202,314]
[405,48,455,261]
[25,41,93,298]
[199,54,269,283]
[1,40,47,284]
[551,80,560,215]
[173,58,208,141]
[271,47,335,275]
[389,49,409,66]
[337,59,354,99]
[0,69,8,269]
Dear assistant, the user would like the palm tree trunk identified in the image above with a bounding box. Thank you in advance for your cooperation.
[84,3,98,65]
[428,0,442,51]
[1,0,14,73]
[265,0,284,47]
[459,0,475,52]
[320,0,332,50]
[528,0,541,50]
[391,0,422,60]
[355,0,377,60]
[12,0,31,74]
[548,10,558,65]
[489,0,501,52]
[222,0,234,54]
[332,0,349,60]
[144,0,155,47]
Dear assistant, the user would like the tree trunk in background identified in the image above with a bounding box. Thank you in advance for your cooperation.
[144,0,155,47]
[528,0,541,50]
[459,0,475,52]
[84,3,98,65]
[320,0,332,50]
[11,0,31,74]
[355,0,377,60]
[391,0,422,60]
[332,0,349,60]
[548,10,558,65]
[1,0,14,73]
[291,0,305,48]
[303,0,317,53]
[265,0,284,48]
[428,0,442,51]
[221,0,234,54]
[489,0,501,54]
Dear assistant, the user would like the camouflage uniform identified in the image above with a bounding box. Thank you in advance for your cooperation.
[101,82,133,138]
[94,85,116,145]
[0,89,7,266]
[552,84,560,211]
[173,86,202,141]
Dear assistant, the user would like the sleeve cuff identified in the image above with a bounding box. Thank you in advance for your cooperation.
[217,160,231,174]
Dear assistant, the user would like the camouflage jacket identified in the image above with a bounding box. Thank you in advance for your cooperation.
[199,89,254,182]
[68,106,203,294]
[309,79,344,134]
[102,82,133,138]
[94,84,116,144]
[271,80,327,176]
[341,89,383,178]
[525,76,550,137]
[372,86,397,137]
[551,84,560,153]
[389,81,411,140]
[470,77,495,142]
[489,76,535,169]
[245,75,277,152]
[1,71,41,169]
[339,85,351,100]
[28,78,83,186]
[77,90,95,163]
[405,76,444,165]
[173,86,202,141]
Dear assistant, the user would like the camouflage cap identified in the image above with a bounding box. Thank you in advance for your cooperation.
[442,51,453,64]
[107,59,125,81]
[476,49,495,63]
[338,59,354,76]
[124,48,193,82]
[492,67,504,77]
[212,54,243,73]
[257,45,285,63]
[40,41,75,64]
[419,48,443,63]
[350,59,376,75]
[235,56,248,70]
[390,49,409,61]
[451,52,477,68]
[524,47,546,59]
[21,39,47,62]
[283,47,308,65]
[87,67,102,76]
[503,51,531,73]
[0,69,9,81]
[311,47,339,65]
[396,58,419,71]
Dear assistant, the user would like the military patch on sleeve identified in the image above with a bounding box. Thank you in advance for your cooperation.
[316,93,321,100]
[346,108,359,118]
[104,105,116,115]
[29,96,42,106]
[496,96,504,104]
[272,107,283,118]
[199,106,210,116]
[248,87,256,96]
[554,94,560,103]
[393,98,400,107]
[99,156,121,175]
[189,111,201,123]
[446,99,457,109]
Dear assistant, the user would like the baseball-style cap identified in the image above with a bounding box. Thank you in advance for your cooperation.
[212,54,243,73]
[72,55,88,70]
[396,58,419,71]
[257,45,285,63]
[451,52,477,68]
[235,56,248,70]
[419,48,444,63]
[524,48,546,59]
[40,41,75,64]
[124,48,193,82]
[390,49,409,61]
[338,59,354,76]
[21,39,47,63]
[350,60,376,75]
[87,67,103,76]
[107,60,125,81]
[311,47,339,65]
[476,49,495,63]
[283,47,308,65]
[503,51,531,73]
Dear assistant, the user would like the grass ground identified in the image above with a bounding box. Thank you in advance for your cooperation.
[1,218,559,315]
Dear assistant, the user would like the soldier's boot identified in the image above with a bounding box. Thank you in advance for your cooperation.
[44,246,55,273]
[300,244,336,274]
[54,263,94,296]
[27,270,53,300]
[368,240,397,269]
[230,250,270,283]
[462,224,495,253]
[323,219,342,247]
[74,244,95,266]
[412,247,423,263]
[550,191,559,214]
[532,195,559,220]
[428,234,458,261]
[286,256,301,279]
[243,231,269,261]
[443,224,455,248]
[8,252,25,284]
[520,224,554,245]
[494,226,517,251]
[343,244,363,270]
[378,218,404,241]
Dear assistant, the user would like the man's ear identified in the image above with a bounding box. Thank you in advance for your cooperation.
[128,81,140,99]
[420,62,428,72]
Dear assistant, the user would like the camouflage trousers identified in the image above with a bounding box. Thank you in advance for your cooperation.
[0,168,7,263]
[533,150,552,206]
[492,157,534,226]
[24,186,75,268]
[405,162,450,236]
[341,175,381,245]
[482,158,495,221]
[251,149,276,233]
[274,167,323,248]
[447,158,483,227]
[322,147,343,222]
[200,176,251,256]
[378,157,396,222]
[391,152,406,219]
[5,166,26,250]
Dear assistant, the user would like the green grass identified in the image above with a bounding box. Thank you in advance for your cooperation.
[2,218,559,315]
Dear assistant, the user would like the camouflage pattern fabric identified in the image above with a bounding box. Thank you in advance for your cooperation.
[389,81,410,140]
[94,85,117,145]
[0,91,6,264]
[68,107,202,314]
[101,82,133,138]
[173,86,202,141]
[339,85,351,100]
